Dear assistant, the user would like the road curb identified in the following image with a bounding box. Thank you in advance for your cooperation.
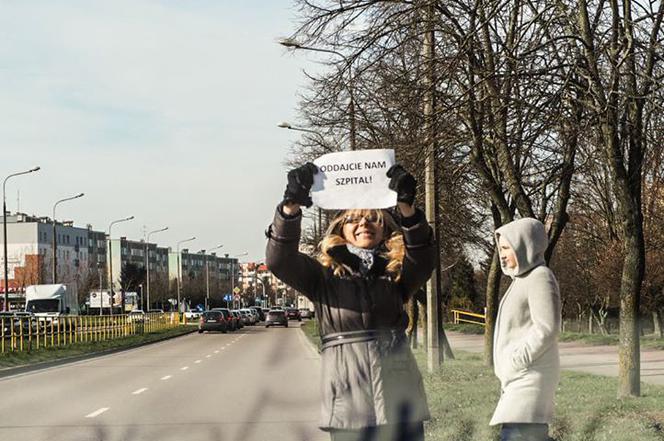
[0,327,197,380]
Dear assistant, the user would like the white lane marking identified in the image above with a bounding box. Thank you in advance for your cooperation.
[206,355,212,358]
[161,375,172,381]
[85,407,110,418]
[214,350,219,354]
[195,360,202,364]
[181,366,189,371]
[132,388,148,395]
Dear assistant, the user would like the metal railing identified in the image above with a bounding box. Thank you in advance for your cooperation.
[451,309,486,327]
[0,312,183,354]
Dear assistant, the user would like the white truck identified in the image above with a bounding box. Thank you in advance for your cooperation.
[24,284,80,320]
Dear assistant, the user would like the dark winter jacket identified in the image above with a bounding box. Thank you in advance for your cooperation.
[265,205,435,431]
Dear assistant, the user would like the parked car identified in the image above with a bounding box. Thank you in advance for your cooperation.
[184,310,202,321]
[127,310,146,323]
[299,308,314,319]
[265,309,288,328]
[230,310,244,329]
[234,309,250,326]
[286,308,302,321]
[249,306,265,322]
[0,311,35,335]
[147,309,164,314]
[210,308,236,331]
[240,308,257,325]
[198,310,228,333]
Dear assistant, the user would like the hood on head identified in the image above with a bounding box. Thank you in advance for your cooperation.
[495,218,548,277]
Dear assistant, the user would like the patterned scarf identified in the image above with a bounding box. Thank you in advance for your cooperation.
[346,244,377,275]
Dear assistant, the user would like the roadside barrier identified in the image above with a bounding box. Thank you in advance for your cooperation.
[0,312,182,354]
[451,309,486,327]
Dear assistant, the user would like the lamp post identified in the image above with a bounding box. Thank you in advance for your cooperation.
[107,216,134,316]
[52,193,84,284]
[2,166,40,311]
[278,38,356,150]
[254,276,266,308]
[145,226,168,312]
[176,237,196,314]
[97,262,104,316]
[204,244,224,311]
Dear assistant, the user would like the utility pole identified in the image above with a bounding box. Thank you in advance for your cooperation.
[422,0,442,372]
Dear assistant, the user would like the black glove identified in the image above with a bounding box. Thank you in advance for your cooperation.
[387,164,417,205]
[283,162,318,208]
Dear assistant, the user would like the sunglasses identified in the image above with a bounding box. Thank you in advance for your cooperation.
[343,213,382,225]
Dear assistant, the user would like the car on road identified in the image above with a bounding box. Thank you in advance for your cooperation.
[235,309,251,326]
[230,310,244,329]
[298,308,314,319]
[0,311,35,335]
[198,310,228,333]
[127,310,146,323]
[286,308,302,321]
[249,306,265,322]
[240,308,257,325]
[210,308,236,331]
[265,309,288,328]
[184,310,202,321]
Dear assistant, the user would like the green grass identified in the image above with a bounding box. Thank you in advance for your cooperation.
[445,323,485,335]
[300,319,321,351]
[559,332,619,346]
[417,350,664,441]
[0,325,194,369]
[301,320,664,440]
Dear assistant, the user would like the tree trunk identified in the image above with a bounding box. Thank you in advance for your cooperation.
[407,297,419,349]
[653,310,663,338]
[617,223,644,398]
[484,249,502,367]
[420,302,427,351]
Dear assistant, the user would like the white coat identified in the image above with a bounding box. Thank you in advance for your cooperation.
[490,218,561,426]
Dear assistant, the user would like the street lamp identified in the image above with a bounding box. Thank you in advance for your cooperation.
[2,166,40,311]
[52,193,85,284]
[278,38,356,150]
[107,216,134,316]
[145,226,168,312]
[204,244,224,310]
[176,237,196,314]
[254,276,267,308]
[277,122,336,151]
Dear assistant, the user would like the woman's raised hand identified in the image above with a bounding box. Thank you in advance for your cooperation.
[283,162,318,209]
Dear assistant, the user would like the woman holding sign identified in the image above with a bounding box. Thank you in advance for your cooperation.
[265,162,434,441]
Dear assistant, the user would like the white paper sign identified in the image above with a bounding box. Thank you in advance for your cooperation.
[312,149,397,209]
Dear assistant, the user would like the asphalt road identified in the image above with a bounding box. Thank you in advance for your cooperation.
[0,323,326,441]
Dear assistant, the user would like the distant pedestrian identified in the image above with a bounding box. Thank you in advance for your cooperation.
[265,162,434,441]
[491,218,561,441]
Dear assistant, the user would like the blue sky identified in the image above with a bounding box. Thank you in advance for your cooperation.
[0,1,317,261]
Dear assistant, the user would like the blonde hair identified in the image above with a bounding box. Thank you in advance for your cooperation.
[317,209,405,280]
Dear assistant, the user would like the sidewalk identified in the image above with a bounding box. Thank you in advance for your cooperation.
[447,331,664,385]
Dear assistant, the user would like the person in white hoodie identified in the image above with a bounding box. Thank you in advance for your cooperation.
[491,218,561,441]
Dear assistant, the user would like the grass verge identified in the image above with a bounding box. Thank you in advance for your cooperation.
[448,323,664,350]
[417,350,664,441]
[302,320,664,440]
[0,325,194,369]
[445,323,485,334]
[300,319,320,351]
